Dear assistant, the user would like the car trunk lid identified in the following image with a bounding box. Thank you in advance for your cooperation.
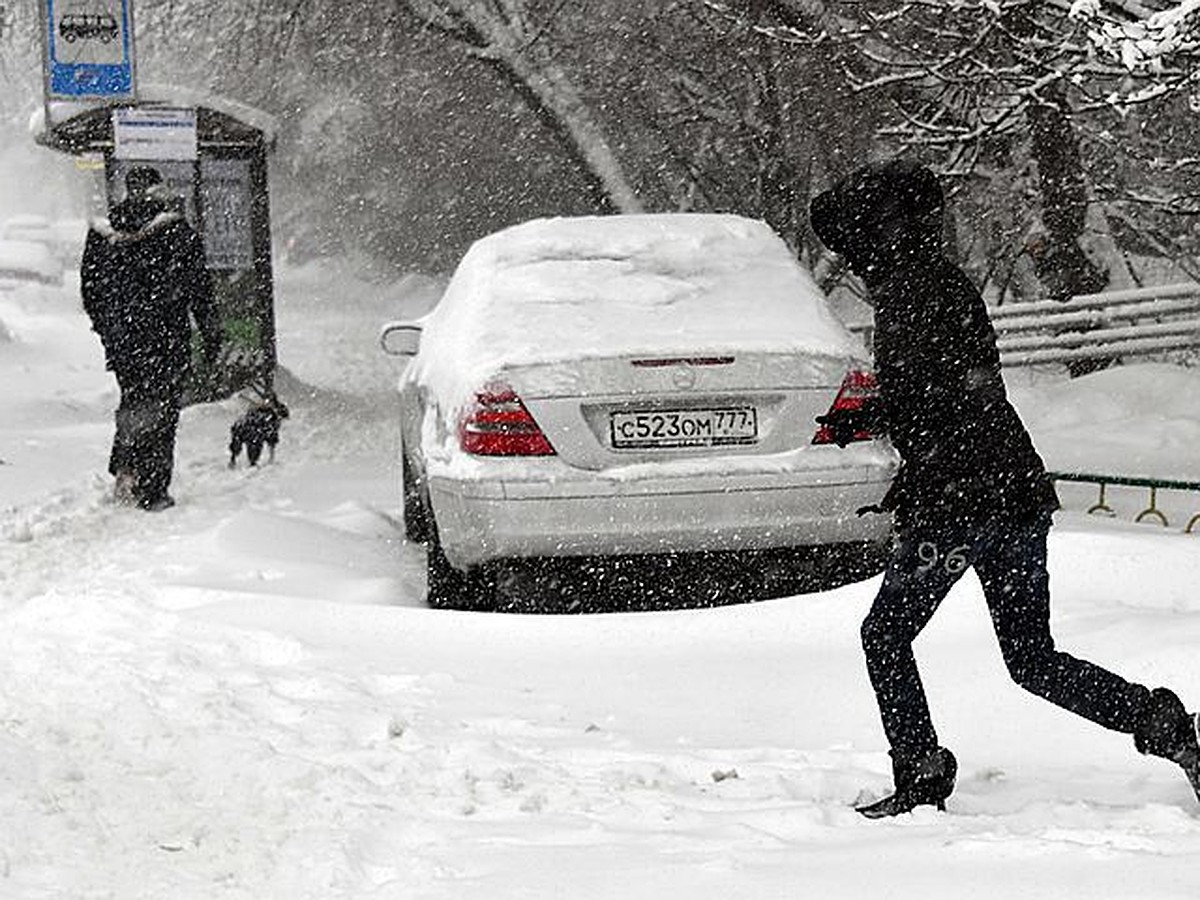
[499,351,867,470]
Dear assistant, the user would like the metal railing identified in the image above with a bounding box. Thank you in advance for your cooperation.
[991,283,1200,367]
[847,283,1200,367]
[1049,471,1200,533]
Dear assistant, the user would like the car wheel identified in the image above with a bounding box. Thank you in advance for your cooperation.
[425,523,494,611]
[401,451,431,544]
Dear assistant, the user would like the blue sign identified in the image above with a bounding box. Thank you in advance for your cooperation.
[45,1,135,99]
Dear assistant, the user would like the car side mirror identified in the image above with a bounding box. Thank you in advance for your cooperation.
[380,322,422,357]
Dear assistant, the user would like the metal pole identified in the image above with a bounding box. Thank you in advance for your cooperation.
[250,141,277,389]
[39,0,53,146]
[126,0,137,101]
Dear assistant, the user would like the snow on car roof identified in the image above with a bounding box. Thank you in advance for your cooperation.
[414,213,864,410]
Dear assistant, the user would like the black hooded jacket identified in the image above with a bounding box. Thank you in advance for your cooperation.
[81,196,219,383]
[810,160,1059,527]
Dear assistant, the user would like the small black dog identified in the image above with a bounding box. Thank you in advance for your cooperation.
[229,388,290,467]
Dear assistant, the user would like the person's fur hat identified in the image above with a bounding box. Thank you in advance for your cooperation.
[124,166,163,198]
[810,158,945,282]
[811,158,943,257]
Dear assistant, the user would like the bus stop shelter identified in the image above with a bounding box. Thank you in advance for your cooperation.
[32,85,279,400]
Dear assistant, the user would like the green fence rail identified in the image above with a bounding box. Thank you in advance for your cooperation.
[1049,471,1200,533]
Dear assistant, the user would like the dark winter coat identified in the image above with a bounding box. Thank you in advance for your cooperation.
[810,159,1059,528]
[81,197,220,385]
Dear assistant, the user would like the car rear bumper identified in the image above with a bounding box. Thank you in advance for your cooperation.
[428,462,895,569]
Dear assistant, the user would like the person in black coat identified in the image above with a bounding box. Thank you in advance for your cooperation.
[82,166,221,511]
[810,158,1199,817]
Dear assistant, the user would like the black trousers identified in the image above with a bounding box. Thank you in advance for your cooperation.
[109,366,183,504]
[861,512,1151,762]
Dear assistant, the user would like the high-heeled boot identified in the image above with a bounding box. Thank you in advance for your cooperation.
[858,746,958,819]
[1134,687,1200,803]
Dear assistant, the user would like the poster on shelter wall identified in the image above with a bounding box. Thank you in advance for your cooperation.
[43,0,135,100]
[199,159,254,272]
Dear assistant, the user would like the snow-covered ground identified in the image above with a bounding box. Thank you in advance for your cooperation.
[2,258,1199,899]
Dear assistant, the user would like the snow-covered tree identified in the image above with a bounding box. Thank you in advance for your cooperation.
[398,0,643,214]
[1070,0,1200,87]
[127,0,614,269]
[703,0,1200,303]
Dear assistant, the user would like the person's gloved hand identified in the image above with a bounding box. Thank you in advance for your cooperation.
[815,407,863,448]
[855,503,887,517]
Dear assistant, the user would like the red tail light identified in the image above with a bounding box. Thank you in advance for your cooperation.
[812,370,880,445]
[459,384,555,456]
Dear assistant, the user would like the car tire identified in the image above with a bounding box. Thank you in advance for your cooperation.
[425,522,494,611]
[401,450,431,545]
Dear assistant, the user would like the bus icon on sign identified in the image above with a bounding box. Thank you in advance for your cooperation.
[59,13,119,43]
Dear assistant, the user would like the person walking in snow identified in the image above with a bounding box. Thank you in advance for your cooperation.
[809,158,1200,818]
[81,166,221,512]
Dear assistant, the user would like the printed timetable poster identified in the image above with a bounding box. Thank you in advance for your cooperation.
[44,0,136,100]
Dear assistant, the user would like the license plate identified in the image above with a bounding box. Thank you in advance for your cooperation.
[610,407,758,449]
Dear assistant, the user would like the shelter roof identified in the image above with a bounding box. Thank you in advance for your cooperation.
[30,84,278,155]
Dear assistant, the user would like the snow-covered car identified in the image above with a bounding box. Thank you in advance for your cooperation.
[0,239,65,290]
[1,215,86,266]
[381,213,897,610]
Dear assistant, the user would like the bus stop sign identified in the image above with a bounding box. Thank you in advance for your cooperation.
[43,0,135,100]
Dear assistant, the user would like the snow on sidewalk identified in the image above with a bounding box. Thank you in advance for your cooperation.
[1,263,1199,898]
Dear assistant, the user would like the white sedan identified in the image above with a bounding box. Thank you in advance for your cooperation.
[0,239,64,290]
[382,213,897,611]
